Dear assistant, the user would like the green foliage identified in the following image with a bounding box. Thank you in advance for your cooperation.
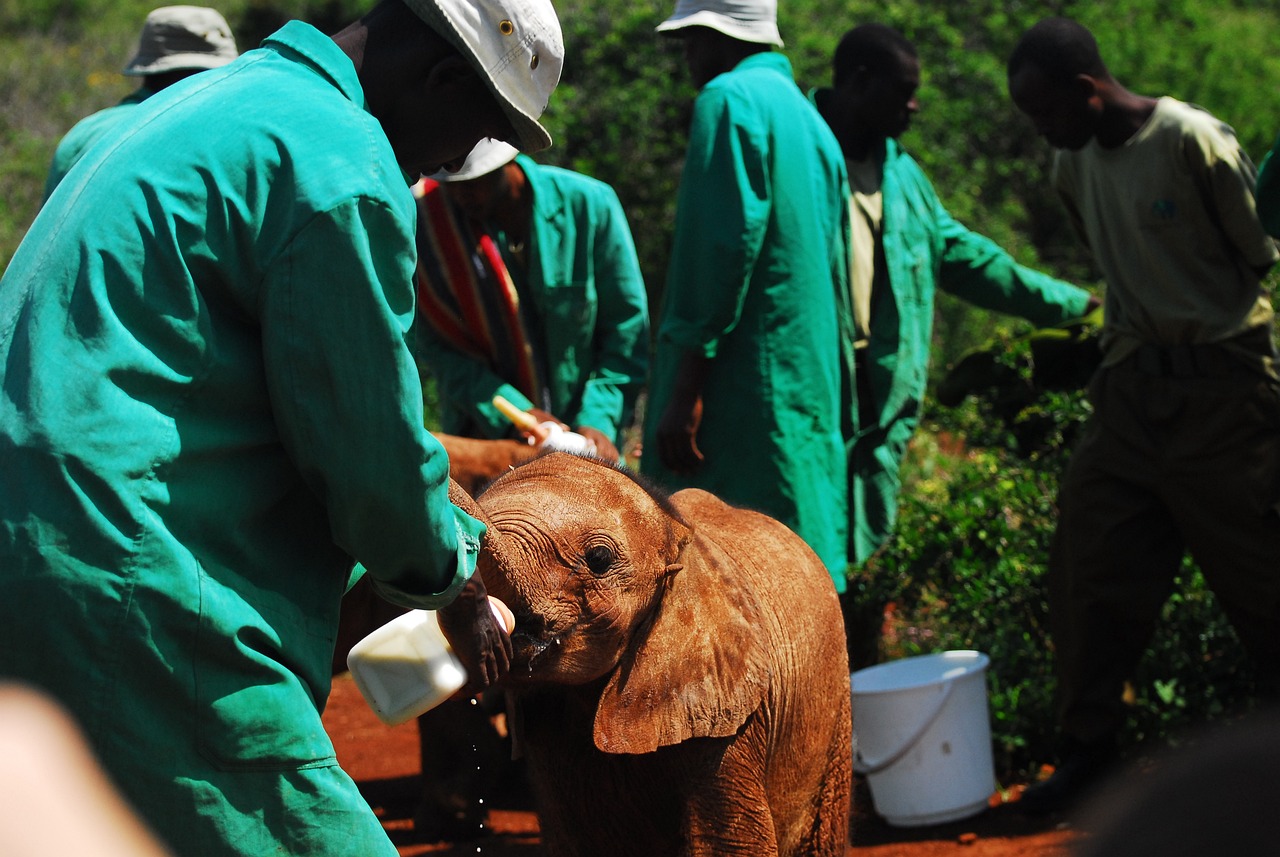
[536,0,693,315]
[4,0,1279,330]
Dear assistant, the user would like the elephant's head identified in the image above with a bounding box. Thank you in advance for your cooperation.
[451,453,771,754]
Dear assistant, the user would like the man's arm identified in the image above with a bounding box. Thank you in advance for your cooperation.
[927,166,1093,325]
[413,321,536,439]
[571,186,650,456]
[652,88,770,471]
[1185,119,1279,275]
[262,195,483,608]
[653,348,712,475]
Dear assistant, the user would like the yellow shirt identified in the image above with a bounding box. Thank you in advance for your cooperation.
[847,154,884,349]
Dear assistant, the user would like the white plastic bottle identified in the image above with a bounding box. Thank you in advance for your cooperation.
[346,599,513,726]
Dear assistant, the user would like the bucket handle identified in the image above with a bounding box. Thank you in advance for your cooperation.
[853,679,956,776]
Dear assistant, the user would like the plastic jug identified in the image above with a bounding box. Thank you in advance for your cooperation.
[347,599,513,726]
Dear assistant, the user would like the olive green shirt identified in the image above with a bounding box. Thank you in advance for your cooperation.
[1053,97,1279,366]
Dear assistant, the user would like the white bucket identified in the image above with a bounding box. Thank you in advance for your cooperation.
[850,650,996,827]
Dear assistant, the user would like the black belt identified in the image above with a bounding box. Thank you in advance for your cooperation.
[1130,342,1261,379]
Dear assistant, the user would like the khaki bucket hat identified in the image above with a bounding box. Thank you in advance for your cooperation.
[404,0,564,154]
[656,0,783,47]
[124,5,239,76]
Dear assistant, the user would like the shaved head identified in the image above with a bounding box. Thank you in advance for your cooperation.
[1007,17,1108,85]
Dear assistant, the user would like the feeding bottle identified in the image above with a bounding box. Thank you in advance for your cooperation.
[347,598,514,726]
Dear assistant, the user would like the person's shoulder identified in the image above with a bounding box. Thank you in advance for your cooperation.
[885,140,928,177]
[526,159,626,219]
[1152,96,1239,142]
[529,159,612,194]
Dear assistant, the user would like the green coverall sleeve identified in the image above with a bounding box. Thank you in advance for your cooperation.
[570,187,649,439]
[660,89,769,357]
[261,195,483,609]
[934,200,1093,327]
[1258,132,1280,239]
[414,321,535,438]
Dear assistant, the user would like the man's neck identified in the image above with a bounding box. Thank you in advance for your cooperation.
[1096,88,1159,149]
[845,134,886,165]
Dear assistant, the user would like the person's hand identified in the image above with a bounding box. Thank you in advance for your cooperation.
[436,575,512,695]
[575,426,618,461]
[655,394,704,475]
[519,408,565,445]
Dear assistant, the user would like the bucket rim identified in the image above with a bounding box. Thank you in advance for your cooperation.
[850,650,990,696]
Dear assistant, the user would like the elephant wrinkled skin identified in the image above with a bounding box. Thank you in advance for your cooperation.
[453,453,852,857]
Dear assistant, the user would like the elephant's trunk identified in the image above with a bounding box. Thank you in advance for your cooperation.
[447,478,522,606]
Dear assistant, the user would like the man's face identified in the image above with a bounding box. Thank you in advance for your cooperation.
[844,50,921,141]
[680,28,722,90]
[380,66,519,177]
[444,162,514,222]
[1008,63,1098,151]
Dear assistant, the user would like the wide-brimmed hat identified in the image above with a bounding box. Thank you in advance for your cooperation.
[430,138,520,182]
[404,0,563,154]
[123,6,239,76]
[656,0,783,47]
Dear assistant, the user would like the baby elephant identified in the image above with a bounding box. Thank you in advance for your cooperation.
[451,453,852,857]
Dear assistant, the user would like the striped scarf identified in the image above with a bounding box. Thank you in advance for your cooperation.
[413,178,543,402]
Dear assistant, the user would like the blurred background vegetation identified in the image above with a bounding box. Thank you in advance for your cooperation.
[3,0,1279,780]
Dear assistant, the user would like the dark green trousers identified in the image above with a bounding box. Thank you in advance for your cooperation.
[1049,346,1280,746]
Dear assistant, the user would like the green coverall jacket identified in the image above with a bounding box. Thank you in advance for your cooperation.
[643,53,853,585]
[417,155,649,443]
[0,22,481,857]
[851,136,1092,563]
[42,88,149,201]
[1257,131,1280,238]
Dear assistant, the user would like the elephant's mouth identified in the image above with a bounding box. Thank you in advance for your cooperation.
[509,627,563,674]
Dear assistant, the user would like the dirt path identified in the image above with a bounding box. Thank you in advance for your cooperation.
[323,672,1080,856]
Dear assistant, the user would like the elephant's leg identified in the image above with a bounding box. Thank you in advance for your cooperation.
[801,691,853,856]
[681,732,780,857]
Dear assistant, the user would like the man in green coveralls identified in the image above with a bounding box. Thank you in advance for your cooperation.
[811,24,1095,577]
[43,5,239,201]
[643,0,853,586]
[415,138,649,462]
[0,0,562,854]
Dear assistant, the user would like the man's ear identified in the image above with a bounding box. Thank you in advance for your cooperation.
[1071,72,1101,101]
[425,53,482,91]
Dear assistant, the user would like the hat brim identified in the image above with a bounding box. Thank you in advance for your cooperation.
[429,139,520,182]
[124,52,236,76]
[655,10,783,47]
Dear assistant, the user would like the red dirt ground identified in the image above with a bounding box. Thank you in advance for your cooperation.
[323,672,1080,856]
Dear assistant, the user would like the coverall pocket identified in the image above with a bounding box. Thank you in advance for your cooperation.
[194,562,339,771]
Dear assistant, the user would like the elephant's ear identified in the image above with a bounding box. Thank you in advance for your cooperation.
[593,515,769,754]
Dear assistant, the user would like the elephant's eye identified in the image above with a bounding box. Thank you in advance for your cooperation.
[583,544,615,576]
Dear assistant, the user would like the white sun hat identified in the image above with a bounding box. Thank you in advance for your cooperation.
[405,0,564,154]
[655,0,783,47]
[123,6,239,76]
[430,138,520,182]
